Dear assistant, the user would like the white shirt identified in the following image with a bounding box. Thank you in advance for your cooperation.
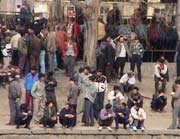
[130,106,147,120]
[119,74,135,85]
[119,43,126,57]
[108,90,124,106]
[154,64,168,78]
[66,43,75,56]
[67,23,73,37]
[10,33,21,49]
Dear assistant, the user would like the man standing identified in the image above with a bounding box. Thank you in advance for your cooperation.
[39,28,47,74]
[29,33,42,70]
[31,73,46,123]
[83,76,97,126]
[130,37,144,82]
[105,36,116,83]
[10,30,21,66]
[24,67,39,111]
[7,73,21,125]
[46,27,56,73]
[169,79,180,129]
[18,29,28,76]
[94,69,107,119]
[68,77,80,126]
[114,36,131,78]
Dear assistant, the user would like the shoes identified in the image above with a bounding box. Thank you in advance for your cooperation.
[107,127,112,131]
[132,126,137,131]
[123,124,127,129]
[98,126,102,131]
[24,126,31,130]
[141,126,145,131]
[16,126,20,129]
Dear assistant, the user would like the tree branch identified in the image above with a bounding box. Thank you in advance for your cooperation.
[70,0,85,9]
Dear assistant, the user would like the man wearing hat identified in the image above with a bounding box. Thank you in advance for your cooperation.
[7,73,21,125]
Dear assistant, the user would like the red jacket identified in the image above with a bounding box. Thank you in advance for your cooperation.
[62,42,78,58]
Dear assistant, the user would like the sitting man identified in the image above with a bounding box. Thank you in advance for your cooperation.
[151,89,167,112]
[98,103,115,131]
[114,102,130,129]
[130,103,146,131]
[108,86,124,109]
[119,70,135,94]
[42,101,57,128]
[59,103,76,128]
[16,103,32,129]
[127,86,143,108]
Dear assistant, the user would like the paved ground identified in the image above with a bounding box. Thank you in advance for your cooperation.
[0,63,176,130]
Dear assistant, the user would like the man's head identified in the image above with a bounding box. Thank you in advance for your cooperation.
[131,86,139,94]
[120,102,127,110]
[119,35,124,43]
[105,103,112,110]
[133,103,141,110]
[175,79,180,87]
[96,69,103,77]
[134,36,139,44]
[158,56,165,64]
[46,101,54,108]
[64,103,70,110]
[8,73,16,82]
[106,36,112,42]
[113,86,120,92]
[69,77,76,85]
[127,70,134,78]
[83,66,90,75]
[79,67,84,74]
[38,73,45,82]
[31,66,37,75]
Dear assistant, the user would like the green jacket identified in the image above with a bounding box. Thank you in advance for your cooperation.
[18,37,28,55]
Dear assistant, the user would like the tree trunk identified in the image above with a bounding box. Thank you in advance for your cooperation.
[177,0,180,40]
[84,14,98,67]
[50,0,63,22]
[70,0,101,68]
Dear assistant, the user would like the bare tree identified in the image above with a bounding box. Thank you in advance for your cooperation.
[49,0,63,21]
[71,0,101,67]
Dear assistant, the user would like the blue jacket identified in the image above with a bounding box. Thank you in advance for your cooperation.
[114,107,130,121]
[24,73,39,92]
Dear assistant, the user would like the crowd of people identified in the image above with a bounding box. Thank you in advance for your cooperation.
[0,1,180,131]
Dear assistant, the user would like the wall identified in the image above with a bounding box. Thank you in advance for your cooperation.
[0,129,180,139]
